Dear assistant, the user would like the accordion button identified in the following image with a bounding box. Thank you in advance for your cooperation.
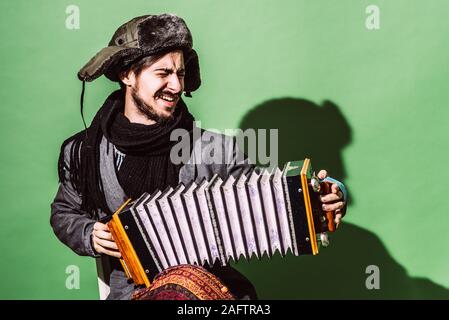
[221,286,228,293]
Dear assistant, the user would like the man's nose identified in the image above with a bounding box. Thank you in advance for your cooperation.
[167,74,183,93]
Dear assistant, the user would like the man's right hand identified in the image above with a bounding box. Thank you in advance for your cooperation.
[92,222,122,258]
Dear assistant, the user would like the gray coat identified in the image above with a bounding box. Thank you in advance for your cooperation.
[50,130,256,299]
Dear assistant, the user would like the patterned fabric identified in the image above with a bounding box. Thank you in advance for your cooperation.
[132,265,236,300]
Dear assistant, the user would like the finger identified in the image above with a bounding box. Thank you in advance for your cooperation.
[322,201,345,212]
[95,238,119,250]
[94,222,110,232]
[93,234,118,249]
[93,229,114,241]
[101,248,122,259]
[335,213,342,228]
[93,242,103,254]
[331,183,340,194]
[94,243,121,258]
[93,242,117,257]
[317,170,328,180]
[320,193,342,203]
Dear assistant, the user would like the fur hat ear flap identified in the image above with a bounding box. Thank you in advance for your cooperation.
[184,49,201,93]
[78,46,141,82]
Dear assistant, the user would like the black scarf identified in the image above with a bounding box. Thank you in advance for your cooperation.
[58,90,195,217]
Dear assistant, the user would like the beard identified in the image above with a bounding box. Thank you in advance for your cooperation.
[131,86,177,125]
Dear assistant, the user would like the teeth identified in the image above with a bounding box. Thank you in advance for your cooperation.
[161,94,175,102]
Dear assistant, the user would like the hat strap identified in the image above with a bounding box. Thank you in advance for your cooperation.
[80,80,89,140]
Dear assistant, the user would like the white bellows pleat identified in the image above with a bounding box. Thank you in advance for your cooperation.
[129,166,297,271]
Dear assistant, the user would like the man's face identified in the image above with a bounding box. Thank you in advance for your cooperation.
[126,50,185,123]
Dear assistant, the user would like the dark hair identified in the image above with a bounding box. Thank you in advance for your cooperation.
[118,50,176,90]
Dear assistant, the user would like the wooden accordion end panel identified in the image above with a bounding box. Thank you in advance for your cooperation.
[107,159,336,287]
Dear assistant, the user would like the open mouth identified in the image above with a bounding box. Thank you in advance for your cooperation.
[157,92,179,105]
[160,94,176,102]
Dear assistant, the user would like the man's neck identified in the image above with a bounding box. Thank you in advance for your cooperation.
[123,89,156,125]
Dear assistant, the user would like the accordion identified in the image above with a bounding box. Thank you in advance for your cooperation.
[107,158,337,287]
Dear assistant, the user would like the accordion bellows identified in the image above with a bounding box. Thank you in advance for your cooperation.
[108,159,335,287]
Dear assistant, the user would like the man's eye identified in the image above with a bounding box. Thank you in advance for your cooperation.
[178,73,185,78]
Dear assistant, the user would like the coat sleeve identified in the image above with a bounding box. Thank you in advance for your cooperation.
[50,141,99,258]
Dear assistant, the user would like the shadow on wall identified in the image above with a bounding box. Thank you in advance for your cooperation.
[233,98,449,299]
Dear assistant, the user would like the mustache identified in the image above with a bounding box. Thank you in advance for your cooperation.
[155,90,181,99]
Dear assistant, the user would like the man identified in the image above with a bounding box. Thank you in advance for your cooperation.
[50,14,347,300]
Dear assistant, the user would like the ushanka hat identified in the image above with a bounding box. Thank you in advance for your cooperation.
[76,14,201,129]
[78,13,201,94]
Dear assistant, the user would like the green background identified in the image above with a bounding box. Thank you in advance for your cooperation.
[1,0,448,299]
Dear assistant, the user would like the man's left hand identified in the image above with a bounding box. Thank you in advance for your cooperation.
[317,170,347,229]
